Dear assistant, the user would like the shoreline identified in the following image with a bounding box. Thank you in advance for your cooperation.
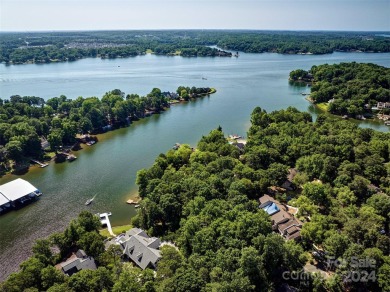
[1,48,233,66]
[305,96,388,127]
[3,49,389,66]
[0,88,217,178]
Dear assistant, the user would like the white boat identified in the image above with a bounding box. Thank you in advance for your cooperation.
[85,198,94,205]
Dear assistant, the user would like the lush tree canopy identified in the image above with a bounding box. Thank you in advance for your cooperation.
[290,62,390,117]
[2,107,389,291]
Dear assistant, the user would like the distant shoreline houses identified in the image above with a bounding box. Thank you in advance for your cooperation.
[372,102,390,111]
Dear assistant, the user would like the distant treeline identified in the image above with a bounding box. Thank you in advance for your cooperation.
[290,62,390,117]
[1,30,389,64]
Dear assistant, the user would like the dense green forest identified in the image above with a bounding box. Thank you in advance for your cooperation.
[133,107,390,291]
[290,62,390,117]
[3,107,388,291]
[1,30,389,64]
[0,86,214,171]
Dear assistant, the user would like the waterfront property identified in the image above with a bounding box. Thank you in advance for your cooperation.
[259,194,302,240]
[0,179,41,213]
[107,228,162,270]
[1,52,389,282]
[374,102,390,110]
[55,249,97,276]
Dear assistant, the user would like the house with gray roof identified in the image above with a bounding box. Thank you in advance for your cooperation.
[55,249,97,276]
[115,228,162,270]
[259,194,302,240]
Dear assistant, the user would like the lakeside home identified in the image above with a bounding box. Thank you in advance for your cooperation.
[259,194,303,241]
[106,228,162,270]
[55,249,97,276]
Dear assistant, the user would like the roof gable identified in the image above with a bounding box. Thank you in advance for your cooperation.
[58,249,97,275]
[0,179,38,202]
[122,228,162,270]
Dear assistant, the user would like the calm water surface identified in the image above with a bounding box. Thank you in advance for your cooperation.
[0,52,389,280]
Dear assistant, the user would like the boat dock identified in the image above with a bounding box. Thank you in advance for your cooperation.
[59,152,77,161]
[126,199,140,204]
[97,212,115,236]
[0,179,42,214]
[30,159,48,168]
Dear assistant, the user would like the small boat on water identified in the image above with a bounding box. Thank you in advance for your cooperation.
[67,154,77,161]
[86,140,96,146]
[85,198,94,205]
[134,204,140,208]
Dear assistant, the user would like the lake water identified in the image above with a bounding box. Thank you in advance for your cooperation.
[0,52,389,280]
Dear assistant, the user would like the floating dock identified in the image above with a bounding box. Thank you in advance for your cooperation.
[97,212,115,236]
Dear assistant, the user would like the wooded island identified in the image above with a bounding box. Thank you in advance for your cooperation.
[290,62,390,121]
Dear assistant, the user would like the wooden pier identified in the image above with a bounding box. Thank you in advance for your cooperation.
[30,159,48,168]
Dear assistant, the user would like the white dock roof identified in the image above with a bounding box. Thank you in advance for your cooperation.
[0,179,38,202]
[0,193,10,206]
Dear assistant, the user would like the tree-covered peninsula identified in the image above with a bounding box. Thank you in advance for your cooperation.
[133,107,390,291]
[2,107,389,291]
[1,30,389,64]
[290,62,390,118]
[0,86,215,173]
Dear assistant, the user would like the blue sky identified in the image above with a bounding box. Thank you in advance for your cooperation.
[1,0,389,31]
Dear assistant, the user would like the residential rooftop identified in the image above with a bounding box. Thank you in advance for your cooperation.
[56,249,97,276]
[259,194,302,241]
[109,227,162,270]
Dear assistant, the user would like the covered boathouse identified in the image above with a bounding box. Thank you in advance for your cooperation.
[0,179,41,213]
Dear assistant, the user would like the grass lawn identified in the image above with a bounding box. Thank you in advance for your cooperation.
[44,152,56,160]
[99,224,132,238]
[316,102,329,112]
